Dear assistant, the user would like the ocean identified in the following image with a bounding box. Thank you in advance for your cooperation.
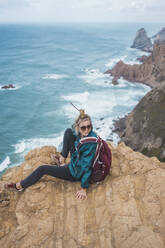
[0,22,163,175]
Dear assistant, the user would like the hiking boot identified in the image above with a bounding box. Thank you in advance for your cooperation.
[4,183,24,192]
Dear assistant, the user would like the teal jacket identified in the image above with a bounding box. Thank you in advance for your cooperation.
[68,130,97,189]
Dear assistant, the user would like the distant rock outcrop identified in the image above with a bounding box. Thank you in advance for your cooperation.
[153,27,165,45]
[105,43,165,88]
[0,144,165,248]
[131,28,152,52]
[113,83,165,162]
[1,84,15,89]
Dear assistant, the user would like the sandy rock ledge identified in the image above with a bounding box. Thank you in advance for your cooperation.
[0,143,165,248]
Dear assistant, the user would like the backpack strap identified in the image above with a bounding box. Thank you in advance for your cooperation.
[77,136,100,150]
[77,136,103,168]
[93,139,103,167]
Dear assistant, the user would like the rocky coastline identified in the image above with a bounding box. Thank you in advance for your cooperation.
[113,83,165,162]
[105,42,165,88]
[106,27,165,162]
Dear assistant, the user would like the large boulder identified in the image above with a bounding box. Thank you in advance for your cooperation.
[0,144,165,248]
[131,28,152,52]
[114,83,165,162]
[105,42,165,88]
[153,27,165,45]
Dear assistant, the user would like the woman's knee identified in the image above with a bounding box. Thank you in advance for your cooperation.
[37,165,48,174]
[64,128,73,138]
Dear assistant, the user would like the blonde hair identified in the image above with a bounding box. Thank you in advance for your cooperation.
[74,111,93,134]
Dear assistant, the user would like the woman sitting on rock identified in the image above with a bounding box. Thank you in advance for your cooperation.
[5,110,97,200]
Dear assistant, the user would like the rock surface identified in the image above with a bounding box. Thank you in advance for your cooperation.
[131,28,152,52]
[105,43,165,88]
[1,84,15,89]
[0,144,165,248]
[153,27,165,45]
[113,83,165,162]
[136,55,148,63]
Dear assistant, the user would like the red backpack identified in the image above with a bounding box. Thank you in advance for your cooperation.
[77,136,112,183]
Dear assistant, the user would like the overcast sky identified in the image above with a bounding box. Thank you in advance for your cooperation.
[0,0,164,23]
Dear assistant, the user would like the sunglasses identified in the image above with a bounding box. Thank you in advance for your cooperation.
[79,125,91,131]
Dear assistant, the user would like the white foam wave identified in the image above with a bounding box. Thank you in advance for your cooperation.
[80,68,105,78]
[127,47,150,56]
[94,116,119,144]
[0,156,11,172]
[42,74,68,80]
[105,56,127,68]
[116,78,138,88]
[62,90,118,122]
[62,80,150,144]
[63,91,90,105]
[125,60,140,65]
[117,78,151,91]
[78,68,112,87]
[106,56,141,68]
[13,134,64,156]
[105,49,151,69]
[62,83,150,120]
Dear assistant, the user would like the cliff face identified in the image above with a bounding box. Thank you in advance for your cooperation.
[114,83,165,162]
[131,28,152,52]
[153,27,165,45]
[105,43,165,88]
[1,145,165,248]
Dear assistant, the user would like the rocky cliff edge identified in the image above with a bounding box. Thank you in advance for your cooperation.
[0,144,165,248]
[105,43,165,88]
[113,83,165,162]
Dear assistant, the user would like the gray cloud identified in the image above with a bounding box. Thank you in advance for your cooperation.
[0,0,164,23]
[0,0,29,9]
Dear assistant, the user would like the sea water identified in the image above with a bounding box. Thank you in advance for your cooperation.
[0,22,163,174]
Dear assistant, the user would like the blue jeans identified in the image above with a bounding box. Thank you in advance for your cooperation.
[20,128,77,189]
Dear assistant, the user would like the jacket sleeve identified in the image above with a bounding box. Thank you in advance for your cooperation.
[77,142,97,188]
[80,168,92,189]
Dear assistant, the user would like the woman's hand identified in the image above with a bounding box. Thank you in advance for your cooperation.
[59,155,65,164]
[75,188,87,200]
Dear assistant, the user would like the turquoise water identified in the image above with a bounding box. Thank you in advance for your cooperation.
[0,22,163,174]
